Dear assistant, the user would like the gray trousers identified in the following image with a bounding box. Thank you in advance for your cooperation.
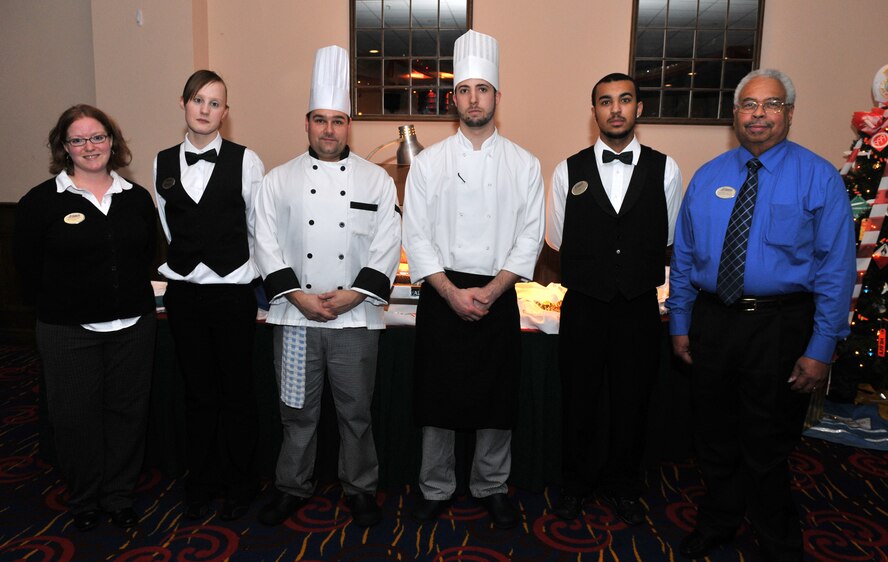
[419,426,511,500]
[36,315,155,513]
[272,326,379,497]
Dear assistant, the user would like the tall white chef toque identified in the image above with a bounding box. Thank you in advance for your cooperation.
[453,30,499,90]
[309,45,351,114]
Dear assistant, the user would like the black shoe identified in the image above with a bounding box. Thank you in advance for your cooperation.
[108,507,138,528]
[219,498,251,522]
[258,492,308,526]
[411,497,450,522]
[679,530,733,558]
[183,500,211,520]
[73,510,100,532]
[345,492,381,527]
[553,494,584,520]
[602,495,646,526]
[477,493,518,529]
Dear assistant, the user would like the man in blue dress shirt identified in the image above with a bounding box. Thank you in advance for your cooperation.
[667,69,856,561]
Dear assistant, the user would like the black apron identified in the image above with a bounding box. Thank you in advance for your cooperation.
[413,270,521,429]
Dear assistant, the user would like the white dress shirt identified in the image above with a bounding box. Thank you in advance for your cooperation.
[152,133,265,284]
[546,136,683,250]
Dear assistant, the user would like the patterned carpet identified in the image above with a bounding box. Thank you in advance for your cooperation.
[1,344,887,561]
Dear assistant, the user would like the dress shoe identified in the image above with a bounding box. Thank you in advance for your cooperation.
[552,494,584,520]
[601,495,646,526]
[108,507,138,528]
[183,500,211,520]
[477,493,518,529]
[219,498,251,522]
[345,492,381,527]
[679,530,732,559]
[72,510,100,532]
[258,492,308,526]
[411,497,450,522]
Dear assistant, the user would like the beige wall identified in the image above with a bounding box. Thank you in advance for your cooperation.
[3,0,886,202]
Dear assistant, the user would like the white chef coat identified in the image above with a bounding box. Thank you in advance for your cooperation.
[254,150,401,329]
[402,129,545,282]
[546,136,683,250]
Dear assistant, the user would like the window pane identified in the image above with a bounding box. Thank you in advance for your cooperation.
[412,59,437,85]
[635,28,664,58]
[385,59,411,85]
[413,88,439,114]
[635,60,663,88]
[728,0,758,28]
[726,30,755,59]
[356,59,382,86]
[383,0,410,28]
[639,91,661,117]
[720,93,734,118]
[693,60,722,88]
[413,29,438,56]
[665,29,694,58]
[637,0,666,26]
[690,90,720,118]
[440,30,461,56]
[698,0,727,29]
[662,90,690,118]
[355,0,382,27]
[438,88,455,114]
[439,59,454,87]
[356,30,382,56]
[696,30,723,58]
[664,60,692,88]
[412,0,438,27]
[724,60,753,88]
[383,88,410,114]
[384,29,409,56]
[440,0,466,27]
[667,0,697,27]
[356,88,382,115]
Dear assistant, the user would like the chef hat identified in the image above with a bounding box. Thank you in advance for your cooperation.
[309,45,351,115]
[453,30,499,90]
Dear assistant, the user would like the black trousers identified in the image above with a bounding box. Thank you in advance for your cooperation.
[164,281,259,503]
[36,314,156,514]
[689,292,814,562]
[558,288,662,498]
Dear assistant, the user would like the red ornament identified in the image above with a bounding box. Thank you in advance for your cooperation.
[878,328,886,357]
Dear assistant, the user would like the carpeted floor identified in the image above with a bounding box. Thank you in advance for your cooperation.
[1,344,887,561]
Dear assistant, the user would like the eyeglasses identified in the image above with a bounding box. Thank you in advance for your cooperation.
[736,99,791,114]
[65,134,110,147]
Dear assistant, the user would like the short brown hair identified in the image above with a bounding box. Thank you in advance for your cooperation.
[48,104,132,175]
[182,70,228,106]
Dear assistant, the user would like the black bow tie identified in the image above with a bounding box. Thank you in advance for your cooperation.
[185,149,218,166]
[602,150,633,165]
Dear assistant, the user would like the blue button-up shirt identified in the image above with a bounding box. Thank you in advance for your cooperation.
[667,140,856,363]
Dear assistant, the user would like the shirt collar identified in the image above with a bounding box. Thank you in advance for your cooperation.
[594,136,641,165]
[183,132,223,154]
[308,145,351,161]
[55,170,131,194]
[736,139,790,174]
[456,128,499,151]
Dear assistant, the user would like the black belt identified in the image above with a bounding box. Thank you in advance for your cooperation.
[698,291,812,312]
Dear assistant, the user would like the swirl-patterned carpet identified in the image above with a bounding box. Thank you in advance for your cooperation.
[1,344,886,561]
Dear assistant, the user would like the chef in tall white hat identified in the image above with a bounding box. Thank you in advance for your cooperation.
[402,29,545,529]
[254,44,401,528]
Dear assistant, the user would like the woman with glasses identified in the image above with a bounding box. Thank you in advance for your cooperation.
[13,105,158,531]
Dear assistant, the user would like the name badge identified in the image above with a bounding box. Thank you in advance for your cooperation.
[571,181,588,196]
[715,186,736,199]
[64,212,85,225]
[161,177,176,190]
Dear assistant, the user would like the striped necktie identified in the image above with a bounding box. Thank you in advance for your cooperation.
[716,158,762,305]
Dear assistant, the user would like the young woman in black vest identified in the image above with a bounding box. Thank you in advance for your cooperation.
[153,70,265,521]
[15,105,157,531]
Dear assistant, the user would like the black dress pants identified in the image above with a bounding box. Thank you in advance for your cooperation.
[689,292,814,562]
[164,281,259,503]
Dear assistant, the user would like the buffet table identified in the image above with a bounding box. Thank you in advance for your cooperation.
[145,294,693,491]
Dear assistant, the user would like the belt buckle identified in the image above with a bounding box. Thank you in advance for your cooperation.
[739,298,757,312]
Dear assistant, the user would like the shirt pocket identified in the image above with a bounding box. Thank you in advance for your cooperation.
[764,204,809,248]
[348,201,378,236]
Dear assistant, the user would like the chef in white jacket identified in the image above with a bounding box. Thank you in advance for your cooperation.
[253,45,401,529]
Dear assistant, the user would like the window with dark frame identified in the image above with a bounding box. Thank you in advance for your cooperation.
[631,0,764,125]
[351,0,472,121]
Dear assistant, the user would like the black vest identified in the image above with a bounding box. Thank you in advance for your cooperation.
[560,144,668,301]
[155,140,249,277]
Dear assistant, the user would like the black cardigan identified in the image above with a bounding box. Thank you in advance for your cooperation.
[14,177,157,325]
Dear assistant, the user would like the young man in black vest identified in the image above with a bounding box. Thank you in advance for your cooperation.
[546,73,683,525]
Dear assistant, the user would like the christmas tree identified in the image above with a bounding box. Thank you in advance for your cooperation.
[830,65,888,402]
